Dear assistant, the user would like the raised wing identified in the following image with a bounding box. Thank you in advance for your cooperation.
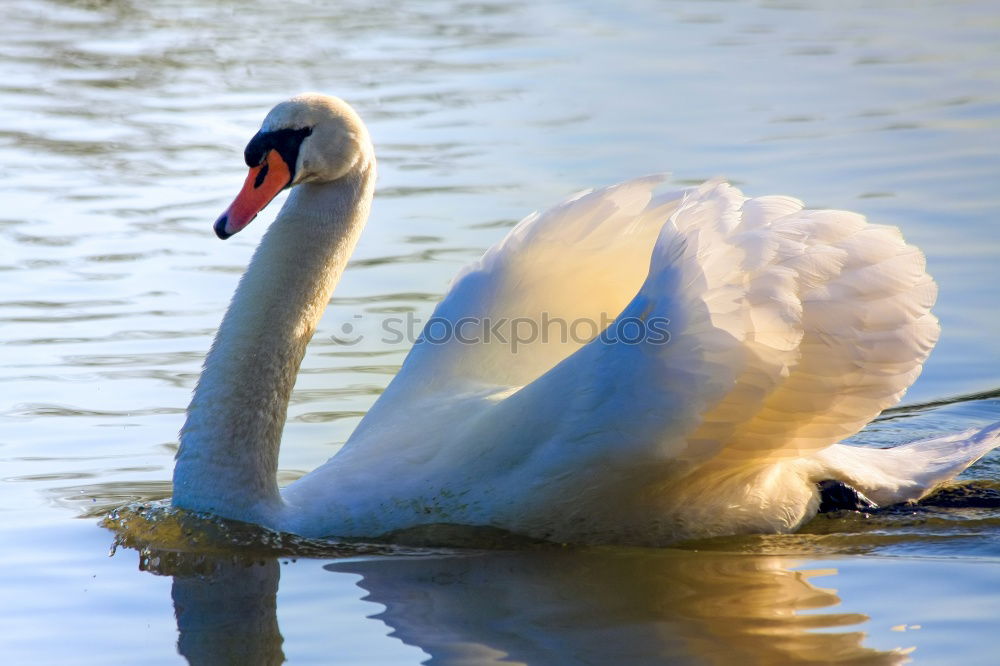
[354,177,938,493]
[476,179,939,482]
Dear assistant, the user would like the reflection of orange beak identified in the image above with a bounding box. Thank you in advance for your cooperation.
[214,149,292,239]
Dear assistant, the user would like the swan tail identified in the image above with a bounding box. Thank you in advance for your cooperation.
[812,421,1000,506]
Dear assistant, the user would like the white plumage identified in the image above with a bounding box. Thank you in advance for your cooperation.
[172,94,1000,545]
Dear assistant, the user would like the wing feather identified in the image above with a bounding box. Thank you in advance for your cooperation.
[365,177,939,493]
[481,179,939,478]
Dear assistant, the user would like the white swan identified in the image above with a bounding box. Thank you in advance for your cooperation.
[172,93,1000,545]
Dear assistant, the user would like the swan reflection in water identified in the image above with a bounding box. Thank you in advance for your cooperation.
[140,536,910,665]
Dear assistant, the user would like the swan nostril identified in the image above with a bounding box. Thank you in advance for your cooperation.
[254,162,270,189]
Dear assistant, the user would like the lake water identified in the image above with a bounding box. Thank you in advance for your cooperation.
[2,0,999,663]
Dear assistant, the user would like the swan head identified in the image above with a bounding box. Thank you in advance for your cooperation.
[214,93,373,239]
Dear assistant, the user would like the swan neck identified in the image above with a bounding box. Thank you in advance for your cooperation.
[173,163,374,522]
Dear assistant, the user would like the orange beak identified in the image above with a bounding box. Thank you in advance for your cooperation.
[214,149,293,239]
